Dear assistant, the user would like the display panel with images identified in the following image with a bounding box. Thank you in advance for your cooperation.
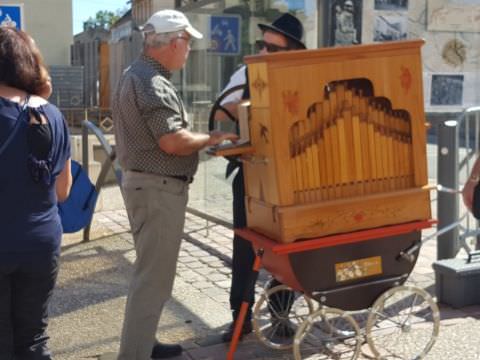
[327,0,363,46]
[430,74,464,106]
[374,0,408,11]
[374,14,407,42]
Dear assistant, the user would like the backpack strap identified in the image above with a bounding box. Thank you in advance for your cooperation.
[0,95,31,157]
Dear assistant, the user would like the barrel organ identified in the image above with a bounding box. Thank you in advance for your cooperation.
[236,40,431,243]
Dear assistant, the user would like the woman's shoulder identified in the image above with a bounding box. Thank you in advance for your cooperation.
[33,99,67,129]
[28,95,49,107]
[31,97,62,116]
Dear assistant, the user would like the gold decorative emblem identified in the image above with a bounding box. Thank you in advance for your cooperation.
[335,256,383,282]
[442,39,467,67]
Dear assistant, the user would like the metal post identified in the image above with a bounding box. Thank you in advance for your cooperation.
[437,119,459,259]
[82,111,89,178]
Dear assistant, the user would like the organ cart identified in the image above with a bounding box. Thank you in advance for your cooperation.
[210,39,440,360]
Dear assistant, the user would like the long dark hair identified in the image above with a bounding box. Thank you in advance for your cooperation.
[0,26,48,95]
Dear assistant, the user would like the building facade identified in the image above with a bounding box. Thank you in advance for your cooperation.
[72,27,111,107]
[0,0,73,66]
[111,0,480,116]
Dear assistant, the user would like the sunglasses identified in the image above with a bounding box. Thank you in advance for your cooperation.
[255,40,290,53]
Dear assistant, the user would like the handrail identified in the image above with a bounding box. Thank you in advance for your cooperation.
[81,120,123,242]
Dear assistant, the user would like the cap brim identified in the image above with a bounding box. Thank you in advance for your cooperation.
[258,23,306,49]
[185,25,203,39]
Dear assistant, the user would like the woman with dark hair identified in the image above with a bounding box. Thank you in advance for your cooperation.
[0,26,72,359]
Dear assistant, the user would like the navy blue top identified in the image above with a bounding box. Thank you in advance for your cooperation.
[0,97,70,258]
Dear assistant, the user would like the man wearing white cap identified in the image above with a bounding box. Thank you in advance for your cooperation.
[113,9,237,360]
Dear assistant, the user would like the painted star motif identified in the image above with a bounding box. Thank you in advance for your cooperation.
[400,66,412,94]
[283,90,300,115]
[252,74,267,99]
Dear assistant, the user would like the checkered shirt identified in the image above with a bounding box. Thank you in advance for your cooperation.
[113,54,198,178]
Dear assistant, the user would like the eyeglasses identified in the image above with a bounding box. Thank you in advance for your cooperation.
[255,40,289,53]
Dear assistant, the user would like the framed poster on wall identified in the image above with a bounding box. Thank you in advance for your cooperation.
[430,74,464,106]
[374,0,408,11]
[326,0,363,46]
[374,14,407,42]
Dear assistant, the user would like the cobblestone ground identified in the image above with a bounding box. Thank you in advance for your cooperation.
[54,188,480,360]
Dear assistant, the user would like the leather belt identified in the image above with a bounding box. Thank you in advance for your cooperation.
[170,175,192,183]
[130,169,193,183]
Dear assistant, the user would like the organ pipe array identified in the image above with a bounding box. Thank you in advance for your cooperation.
[225,40,432,243]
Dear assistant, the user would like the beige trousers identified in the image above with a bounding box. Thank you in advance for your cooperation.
[117,171,188,360]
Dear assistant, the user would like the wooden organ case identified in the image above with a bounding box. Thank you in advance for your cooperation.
[238,40,431,243]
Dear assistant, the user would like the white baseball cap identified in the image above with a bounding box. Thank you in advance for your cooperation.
[141,9,203,39]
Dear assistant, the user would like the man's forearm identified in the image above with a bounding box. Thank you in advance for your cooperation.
[158,129,211,156]
[176,132,212,155]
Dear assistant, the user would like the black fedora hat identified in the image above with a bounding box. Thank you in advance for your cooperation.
[258,13,306,49]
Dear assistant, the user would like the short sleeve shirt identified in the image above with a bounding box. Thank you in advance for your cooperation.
[220,65,247,105]
[0,98,71,256]
[113,55,198,178]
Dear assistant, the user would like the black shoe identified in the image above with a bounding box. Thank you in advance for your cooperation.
[271,319,295,338]
[151,341,183,359]
[221,320,253,343]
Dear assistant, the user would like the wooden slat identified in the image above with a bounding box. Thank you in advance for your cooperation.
[291,123,305,203]
[328,92,342,198]
[322,99,335,199]
[299,120,312,202]
[357,92,371,193]
[307,115,321,201]
[351,113,364,195]
[314,103,328,200]
[289,124,299,202]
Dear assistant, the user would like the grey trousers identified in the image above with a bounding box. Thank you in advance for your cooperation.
[117,171,188,360]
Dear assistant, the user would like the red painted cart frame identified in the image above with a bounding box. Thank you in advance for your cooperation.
[226,219,436,359]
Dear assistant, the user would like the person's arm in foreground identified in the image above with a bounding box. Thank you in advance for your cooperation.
[462,156,480,211]
[56,158,72,202]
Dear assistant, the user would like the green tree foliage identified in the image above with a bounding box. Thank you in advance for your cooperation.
[83,8,126,31]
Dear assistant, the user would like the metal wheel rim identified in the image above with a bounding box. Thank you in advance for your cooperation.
[252,284,315,350]
[365,285,440,360]
[293,307,362,360]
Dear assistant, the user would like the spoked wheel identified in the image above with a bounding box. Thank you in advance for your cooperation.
[293,307,362,360]
[365,285,440,359]
[252,284,315,350]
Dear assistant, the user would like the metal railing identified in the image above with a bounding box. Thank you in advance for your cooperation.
[436,107,480,259]
[81,120,123,242]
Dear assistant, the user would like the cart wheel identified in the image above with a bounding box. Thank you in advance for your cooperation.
[293,307,362,360]
[252,284,315,350]
[366,285,440,360]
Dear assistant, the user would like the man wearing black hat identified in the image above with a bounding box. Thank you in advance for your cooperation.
[215,12,306,343]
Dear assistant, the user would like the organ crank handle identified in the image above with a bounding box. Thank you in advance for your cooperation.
[208,84,246,131]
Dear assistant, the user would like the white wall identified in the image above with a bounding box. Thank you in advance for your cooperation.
[0,0,73,65]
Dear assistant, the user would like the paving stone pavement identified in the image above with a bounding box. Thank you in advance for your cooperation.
[48,155,480,359]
